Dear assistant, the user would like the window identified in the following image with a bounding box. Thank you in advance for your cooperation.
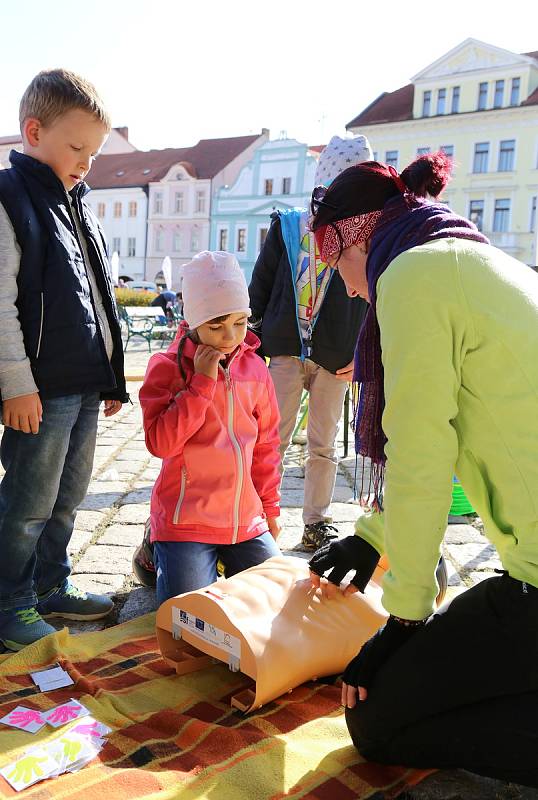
[282,177,291,195]
[237,228,246,252]
[174,192,184,213]
[493,79,504,109]
[190,230,199,252]
[473,142,489,173]
[259,228,268,249]
[127,237,136,257]
[113,202,122,218]
[478,82,488,110]
[173,230,182,251]
[422,90,431,117]
[385,150,398,168]
[112,237,121,255]
[451,86,460,114]
[196,191,206,213]
[498,139,515,172]
[440,145,454,158]
[493,198,510,232]
[218,228,228,251]
[97,202,106,218]
[436,88,446,115]
[372,151,378,161]
[469,200,484,232]
[530,196,537,233]
[155,229,164,251]
[128,201,137,217]
[417,147,431,157]
[264,179,273,195]
[510,77,520,106]
[154,193,163,214]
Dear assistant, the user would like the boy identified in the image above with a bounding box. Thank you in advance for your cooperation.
[0,69,129,650]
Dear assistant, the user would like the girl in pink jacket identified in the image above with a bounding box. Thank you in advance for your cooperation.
[139,251,281,604]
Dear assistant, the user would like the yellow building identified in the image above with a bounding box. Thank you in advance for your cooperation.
[347,38,538,265]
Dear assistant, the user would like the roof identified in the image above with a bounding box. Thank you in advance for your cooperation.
[347,47,538,128]
[308,144,325,154]
[346,84,414,128]
[86,133,262,189]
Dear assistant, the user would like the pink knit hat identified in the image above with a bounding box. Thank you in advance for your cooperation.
[181,251,251,329]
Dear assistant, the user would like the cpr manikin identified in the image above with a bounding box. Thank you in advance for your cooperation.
[156,555,393,712]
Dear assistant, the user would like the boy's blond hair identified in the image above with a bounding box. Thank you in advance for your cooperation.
[19,68,111,130]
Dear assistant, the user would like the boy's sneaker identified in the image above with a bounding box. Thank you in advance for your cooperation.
[37,582,113,621]
[0,607,56,651]
[301,522,339,551]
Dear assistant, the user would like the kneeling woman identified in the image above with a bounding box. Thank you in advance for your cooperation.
[308,153,538,787]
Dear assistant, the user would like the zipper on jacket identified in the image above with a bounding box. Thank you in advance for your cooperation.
[36,292,44,358]
[220,357,244,543]
[173,466,188,524]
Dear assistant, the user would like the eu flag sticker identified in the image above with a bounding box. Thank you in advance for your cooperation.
[195,618,205,631]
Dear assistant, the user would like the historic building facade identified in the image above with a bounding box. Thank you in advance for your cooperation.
[210,138,321,280]
[347,39,538,265]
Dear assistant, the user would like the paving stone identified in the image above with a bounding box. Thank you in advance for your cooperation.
[444,523,485,544]
[330,502,363,522]
[67,529,94,557]
[118,487,153,505]
[111,460,146,475]
[280,489,306,507]
[74,510,106,532]
[332,485,356,502]
[140,469,161,481]
[118,587,158,623]
[70,573,125,593]
[447,542,501,572]
[74,544,134,575]
[114,503,150,524]
[78,491,123,511]
[98,524,145,547]
[87,480,129,494]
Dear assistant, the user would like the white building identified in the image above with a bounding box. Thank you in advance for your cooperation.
[84,132,269,286]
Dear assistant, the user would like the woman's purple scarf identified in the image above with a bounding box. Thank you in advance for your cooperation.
[353,194,489,508]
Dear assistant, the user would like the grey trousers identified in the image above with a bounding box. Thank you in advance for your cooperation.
[268,356,347,525]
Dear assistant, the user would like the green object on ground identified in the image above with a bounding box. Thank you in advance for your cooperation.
[450,478,474,515]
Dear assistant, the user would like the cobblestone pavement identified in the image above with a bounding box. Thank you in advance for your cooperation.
[0,338,502,632]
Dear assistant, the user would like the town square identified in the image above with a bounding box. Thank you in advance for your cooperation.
[0,2,537,797]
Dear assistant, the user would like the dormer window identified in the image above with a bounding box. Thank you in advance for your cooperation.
[176,172,185,180]
[510,77,520,106]
[493,80,504,109]
[143,168,151,175]
[116,170,125,177]
[422,90,431,117]
[436,88,446,115]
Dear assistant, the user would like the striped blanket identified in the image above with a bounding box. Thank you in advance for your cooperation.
[0,614,429,799]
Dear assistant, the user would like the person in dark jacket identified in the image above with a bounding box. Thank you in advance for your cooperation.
[0,69,128,651]
[249,136,370,550]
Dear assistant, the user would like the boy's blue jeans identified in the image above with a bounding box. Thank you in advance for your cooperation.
[0,393,100,611]
[154,533,281,605]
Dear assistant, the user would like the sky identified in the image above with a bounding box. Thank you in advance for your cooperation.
[0,0,536,151]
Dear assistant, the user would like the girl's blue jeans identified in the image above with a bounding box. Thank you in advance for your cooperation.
[154,532,281,605]
[0,393,100,611]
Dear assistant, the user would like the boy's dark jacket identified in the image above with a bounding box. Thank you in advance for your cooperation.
[248,211,367,373]
[0,151,128,401]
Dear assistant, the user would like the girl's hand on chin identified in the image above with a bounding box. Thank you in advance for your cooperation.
[194,345,224,381]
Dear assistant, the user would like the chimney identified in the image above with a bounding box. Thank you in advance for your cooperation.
[115,126,129,141]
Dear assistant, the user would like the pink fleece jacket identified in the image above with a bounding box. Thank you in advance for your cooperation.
[139,326,281,544]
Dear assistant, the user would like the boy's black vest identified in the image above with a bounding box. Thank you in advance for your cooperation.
[0,151,128,401]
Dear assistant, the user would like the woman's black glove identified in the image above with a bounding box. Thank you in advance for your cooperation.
[308,535,380,592]
[342,616,426,697]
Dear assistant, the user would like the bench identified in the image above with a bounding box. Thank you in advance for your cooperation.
[119,306,178,352]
